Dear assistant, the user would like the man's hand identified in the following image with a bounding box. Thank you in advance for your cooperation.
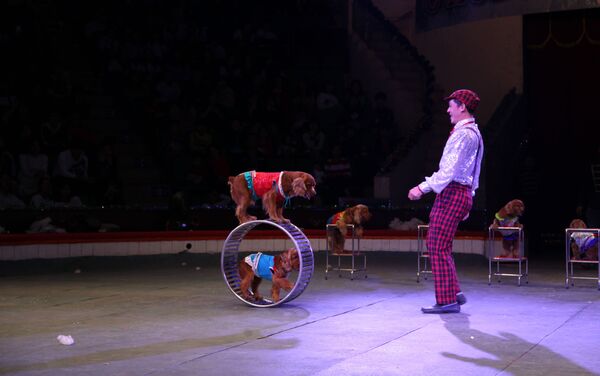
[408,186,423,201]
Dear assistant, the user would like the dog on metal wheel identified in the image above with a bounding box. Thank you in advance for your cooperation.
[228,171,317,224]
[238,248,300,303]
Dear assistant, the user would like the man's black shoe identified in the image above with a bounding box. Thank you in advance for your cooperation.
[456,292,467,305]
[421,303,460,314]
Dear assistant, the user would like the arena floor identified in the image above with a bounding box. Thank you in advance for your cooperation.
[1,252,599,376]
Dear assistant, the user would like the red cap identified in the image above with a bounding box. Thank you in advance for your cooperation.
[444,89,480,112]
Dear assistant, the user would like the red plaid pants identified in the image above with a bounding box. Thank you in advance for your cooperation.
[426,182,472,304]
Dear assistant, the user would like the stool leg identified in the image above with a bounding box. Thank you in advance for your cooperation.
[325,247,329,280]
[417,228,422,283]
[570,262,574,286]
[497,261,501,283]
[597,260,600,291]
[488,254,492,286]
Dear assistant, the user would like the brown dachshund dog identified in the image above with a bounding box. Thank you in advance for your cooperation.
[228,171,317,224]
[491,199,525,258]
[238,248,300,302]
[569,219,598,261]
[327,204,372,254]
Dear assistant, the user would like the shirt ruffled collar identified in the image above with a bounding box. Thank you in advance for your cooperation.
[452,118,476,133]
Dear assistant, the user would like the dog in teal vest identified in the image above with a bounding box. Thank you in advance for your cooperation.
[239,248,299,302]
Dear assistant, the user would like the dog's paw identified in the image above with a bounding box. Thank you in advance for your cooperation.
[241,215,257,223]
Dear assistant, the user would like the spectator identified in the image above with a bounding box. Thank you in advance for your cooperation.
[0,174,26,209]
[54,182,83,208]
[30,177,56,209]
[18,139,49,198]
[91,139,122,206]
[53,146,89,180]
[53,144,90,198]
[316,83,340,110]
[0,137,16,179]
[316,83,343,129]
[301,120,326,161]
[372,91,395,132]
[40,112,69,157]
[323,144,352,204]
[344,79,370,121]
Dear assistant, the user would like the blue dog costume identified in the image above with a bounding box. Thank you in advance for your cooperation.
[243,252,275,281]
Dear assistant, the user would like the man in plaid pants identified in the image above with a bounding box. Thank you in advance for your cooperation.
[408,89,484,314]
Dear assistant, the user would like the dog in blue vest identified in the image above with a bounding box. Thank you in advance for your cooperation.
[239,248,299,302]
[569,219,598,261]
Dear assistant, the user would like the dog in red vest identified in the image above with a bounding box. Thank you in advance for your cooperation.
[228,171,316,223]
[327,204,372,254]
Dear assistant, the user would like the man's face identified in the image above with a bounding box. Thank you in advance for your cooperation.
[447,100,465,125]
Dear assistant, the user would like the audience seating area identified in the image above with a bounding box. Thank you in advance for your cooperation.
[0,0,404,229]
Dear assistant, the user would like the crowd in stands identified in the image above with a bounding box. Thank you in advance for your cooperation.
[0,0,404,232]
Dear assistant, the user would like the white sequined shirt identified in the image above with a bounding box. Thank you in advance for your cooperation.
[418,118,483,196]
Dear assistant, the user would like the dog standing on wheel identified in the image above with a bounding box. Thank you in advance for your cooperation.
[327,204,372,254]
[228,171,317,224]
[238,248,300,302]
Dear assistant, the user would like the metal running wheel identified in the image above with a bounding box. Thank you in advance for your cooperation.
[221,220,314,307]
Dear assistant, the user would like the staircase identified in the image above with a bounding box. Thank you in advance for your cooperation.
[350,0,434,135]
[348,0,444,207]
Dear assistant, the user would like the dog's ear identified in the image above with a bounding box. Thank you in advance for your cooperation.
[291,177,307,196]
[304,173,316,196]
[279,249,294,273]
[289,248,300,270]
[507,199,524,216]
[360,205,372,221]
[343,206,356,223]
[352,206,362,224]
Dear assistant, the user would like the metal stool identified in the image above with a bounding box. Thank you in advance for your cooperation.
[488,226,528,286]
[565,227,600,290]
[417,224,431,282]
[325,223,366,280]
